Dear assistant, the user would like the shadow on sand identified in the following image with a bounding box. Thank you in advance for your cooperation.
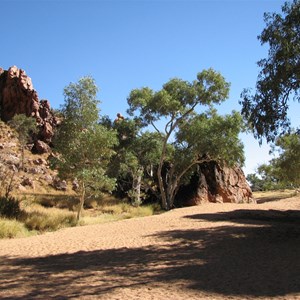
[1,209,300,299]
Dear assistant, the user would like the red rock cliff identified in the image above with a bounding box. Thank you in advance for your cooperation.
[176,160,254,205]
[0,66,58,151]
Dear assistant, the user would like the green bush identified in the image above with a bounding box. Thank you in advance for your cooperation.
[0,196,21,219]
[0,218,29,239]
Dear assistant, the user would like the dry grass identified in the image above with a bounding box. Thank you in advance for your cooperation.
[2,189,295,239]
[80,198,159,226]
[21,204,78,232]
[0,190,161,238]
[80,214,125,226]
[253,189,298,204]
[0,218,30,239]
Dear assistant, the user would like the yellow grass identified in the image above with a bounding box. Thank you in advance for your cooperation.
[0,218,31,239]
[80,203,158,226]
[1,188,161,238]
[253,189,297,204]
[21,204,77,232]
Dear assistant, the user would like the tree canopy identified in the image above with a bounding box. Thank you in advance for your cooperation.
[240,0,300,143]
[127,69,244,209]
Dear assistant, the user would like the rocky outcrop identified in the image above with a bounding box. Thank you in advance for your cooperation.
[176,161,254,206]
[0,66,59,152]
[0,120,69,193]
[0,66,38,121]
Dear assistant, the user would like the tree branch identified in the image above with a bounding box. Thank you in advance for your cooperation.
[150,120,161,133]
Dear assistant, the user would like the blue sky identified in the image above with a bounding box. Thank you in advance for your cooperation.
[1,0,298,175]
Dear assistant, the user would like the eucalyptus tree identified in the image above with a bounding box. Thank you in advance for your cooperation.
[102,116,163,206]
[240,0,300,143]
[53,76,118,220]
[127,69,244,210]
[119,131,163,205]
[269,131,300,187]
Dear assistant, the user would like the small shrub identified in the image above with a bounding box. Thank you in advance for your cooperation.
[0,196,22,219]
[0,218,29,239]
[0,167,15,198]
[23,205,77,231]
[35,195,78,211]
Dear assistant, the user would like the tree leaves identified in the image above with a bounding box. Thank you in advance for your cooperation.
[53,77,118,219]
[127,69,230,126]
[126,69,242,209]
[240,0,300,143]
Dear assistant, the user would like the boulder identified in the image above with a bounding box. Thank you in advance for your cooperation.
[21,177,35,188]
[176,160,254,206]
[32,158,48,166]
[33,140,51,154]
[52,178,67,191]
[72,179,79,191]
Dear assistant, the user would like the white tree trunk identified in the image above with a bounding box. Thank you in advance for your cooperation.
[77,181,85,221]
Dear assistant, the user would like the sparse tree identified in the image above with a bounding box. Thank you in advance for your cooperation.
[53,77,118,220]
[8,114,37,170]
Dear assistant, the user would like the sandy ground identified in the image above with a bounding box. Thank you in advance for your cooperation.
[0,195,300,300]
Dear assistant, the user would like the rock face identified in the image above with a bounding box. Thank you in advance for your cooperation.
[0,120,69,193]
[176,160,254,206]
[0,66,59,152]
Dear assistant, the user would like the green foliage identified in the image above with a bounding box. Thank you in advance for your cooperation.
[127,68,230,125]
[176,109,245,166]
[8,114,38,169]
[110,117,163,205]
[246,173,264,192]
[269,132,300,186]
[247,132,300,190]
[246,167,282,192]
[114,118,140,149]
[55,124,118,190]
[8,114,37,144]
[62,76,99,127]
[53,76,118,220]
[127,69,243,210]
[240,0,300,143]
[0,196,21,219]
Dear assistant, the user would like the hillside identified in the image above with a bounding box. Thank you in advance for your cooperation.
[0,120,69,197]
